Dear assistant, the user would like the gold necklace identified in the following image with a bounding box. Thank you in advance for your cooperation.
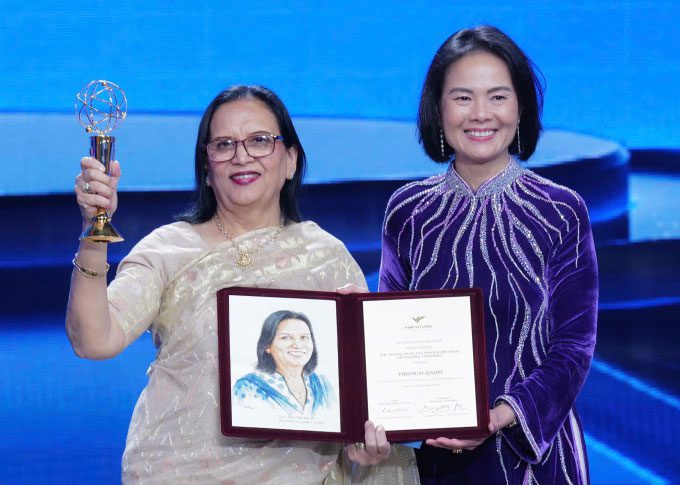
[213,214,285,269]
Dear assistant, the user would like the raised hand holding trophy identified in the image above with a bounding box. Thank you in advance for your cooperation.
[75,80,127,243]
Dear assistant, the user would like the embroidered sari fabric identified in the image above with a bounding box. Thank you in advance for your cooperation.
[108,220,419,484]
[380,159,598,484]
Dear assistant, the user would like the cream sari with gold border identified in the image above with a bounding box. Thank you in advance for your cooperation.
[107,221,417,484]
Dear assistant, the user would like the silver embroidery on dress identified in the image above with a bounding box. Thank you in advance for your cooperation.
[384,157,585,483]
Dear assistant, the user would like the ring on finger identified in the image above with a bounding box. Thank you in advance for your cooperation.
[82,181,93,194]
[354,442,366,451]
[451,448,463,454]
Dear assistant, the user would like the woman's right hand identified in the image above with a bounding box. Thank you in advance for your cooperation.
[75,157,121,226]
[345,420,391,466]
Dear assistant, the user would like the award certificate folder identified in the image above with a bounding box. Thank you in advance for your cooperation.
[217,287,488,442]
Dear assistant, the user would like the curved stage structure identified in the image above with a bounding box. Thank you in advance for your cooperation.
[1,119,679,482]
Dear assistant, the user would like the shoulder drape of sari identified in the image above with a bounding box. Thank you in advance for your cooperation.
[107,220,418,484]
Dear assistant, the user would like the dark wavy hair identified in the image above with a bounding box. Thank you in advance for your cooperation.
[418,25,545,163]
[256,310,318,375]
[177,85,306,223]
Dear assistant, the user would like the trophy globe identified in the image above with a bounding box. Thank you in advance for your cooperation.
[75,80,127,243]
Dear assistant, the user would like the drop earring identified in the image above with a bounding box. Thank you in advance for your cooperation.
[440,126,445,159]
[205,175,211,187]
[516,118,521,157]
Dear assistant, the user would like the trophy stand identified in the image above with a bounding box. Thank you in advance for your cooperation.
[80,135,123,242]
[76,80,127,243]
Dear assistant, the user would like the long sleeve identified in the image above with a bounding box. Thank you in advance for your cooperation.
[497,201,598,463]
[378,199,412,292]
[378,161,596,482]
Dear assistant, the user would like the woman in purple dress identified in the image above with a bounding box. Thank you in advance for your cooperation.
[379,26,598,484]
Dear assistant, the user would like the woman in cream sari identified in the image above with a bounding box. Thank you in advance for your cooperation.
[66,85,419,484]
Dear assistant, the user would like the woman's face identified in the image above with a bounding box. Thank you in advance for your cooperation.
[440,51,519,169]
[207,99,296,218]
[266,318,314,373]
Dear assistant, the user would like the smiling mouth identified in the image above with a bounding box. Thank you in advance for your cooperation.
[230,172,259,184]
[465,129,496,138]
[287,351,308,357]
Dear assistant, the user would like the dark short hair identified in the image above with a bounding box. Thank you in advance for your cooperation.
[418,25,544,163]
[256,310,318,375]
[177,85,306,223]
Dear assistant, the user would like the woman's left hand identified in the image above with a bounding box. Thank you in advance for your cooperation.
[425,403,515,451]
[345,420,391,465]
[425,434,487,452]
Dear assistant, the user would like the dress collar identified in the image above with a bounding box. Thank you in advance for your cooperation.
[445,157,524,197]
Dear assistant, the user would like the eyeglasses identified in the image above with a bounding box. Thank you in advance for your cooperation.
[205,133,284,162]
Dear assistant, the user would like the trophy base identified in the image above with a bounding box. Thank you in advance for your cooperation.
[80,217,124,243]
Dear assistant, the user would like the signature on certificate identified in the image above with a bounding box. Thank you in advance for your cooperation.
[418,401,466,415]
[381,406,409,414]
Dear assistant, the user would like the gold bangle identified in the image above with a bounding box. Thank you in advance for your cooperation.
[72,254,110,278]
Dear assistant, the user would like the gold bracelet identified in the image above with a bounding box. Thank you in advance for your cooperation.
[496,399,517,429]
[72,254,110,278]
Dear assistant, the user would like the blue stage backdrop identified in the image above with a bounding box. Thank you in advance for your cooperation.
[1,1,679,484]
[0,0,679,195]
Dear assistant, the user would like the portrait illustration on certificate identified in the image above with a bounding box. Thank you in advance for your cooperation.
[228,295,341,433]
[217,287,488,442]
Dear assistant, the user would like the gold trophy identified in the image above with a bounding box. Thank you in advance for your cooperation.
[75,80,127,242]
